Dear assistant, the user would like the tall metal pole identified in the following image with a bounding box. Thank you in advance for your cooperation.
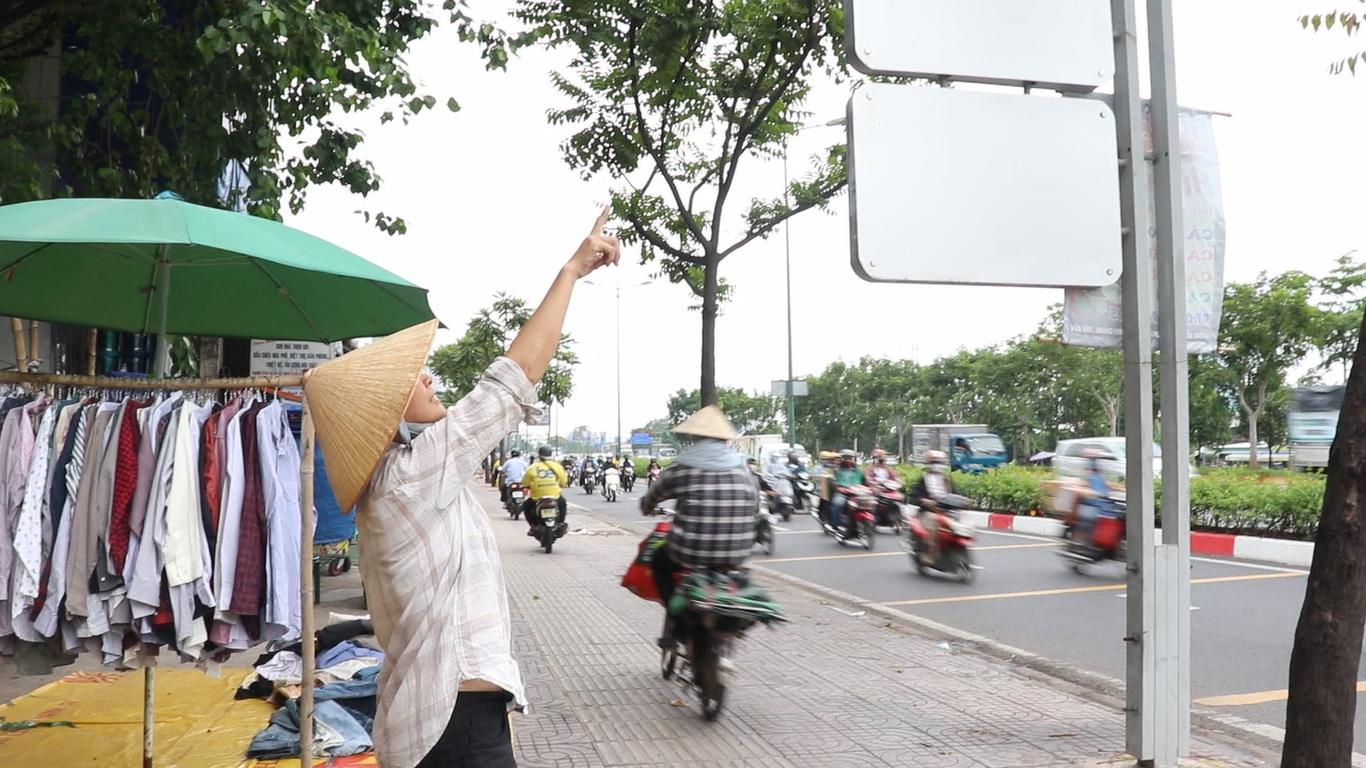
[1112,0,1158,760]
[1148,0,1192,758]
[783,148,796,446]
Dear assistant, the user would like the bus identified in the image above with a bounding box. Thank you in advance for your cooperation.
[1289,385,1345,470]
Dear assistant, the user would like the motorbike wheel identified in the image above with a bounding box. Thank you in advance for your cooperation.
[542,531,554,554]
[860,520,875,550]
[692,635,725,721]
[954,550,974,584]
[907,536,926,574]
[780,507,791,523]
[661,648,678,680]
[511,506,521,520]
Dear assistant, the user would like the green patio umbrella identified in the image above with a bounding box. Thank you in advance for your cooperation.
[0,197,437,374]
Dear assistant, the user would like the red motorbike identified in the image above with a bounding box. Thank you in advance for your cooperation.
[873,478,906,533]
[904,493,976,583]
[821,485,877,550]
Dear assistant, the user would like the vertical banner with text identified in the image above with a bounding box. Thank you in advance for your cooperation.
[1062,107,1225,353]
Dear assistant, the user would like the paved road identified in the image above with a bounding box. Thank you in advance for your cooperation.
[546,479,1366,748]
[484,487,1271,768]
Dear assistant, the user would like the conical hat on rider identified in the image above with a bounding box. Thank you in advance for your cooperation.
[674,405,739,441]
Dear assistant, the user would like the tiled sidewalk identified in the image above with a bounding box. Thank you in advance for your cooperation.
[487,490,1269,768]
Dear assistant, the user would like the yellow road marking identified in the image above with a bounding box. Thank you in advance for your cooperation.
[882,571,1303,607]
[762,542,1055,565]
[1196,681,1366,707]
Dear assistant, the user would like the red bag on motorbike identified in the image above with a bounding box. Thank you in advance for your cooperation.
[1093,515,1122,551]
[621,520,673,603]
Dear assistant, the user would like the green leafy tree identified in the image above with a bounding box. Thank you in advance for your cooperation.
[667,386,782,436]
[1316,252,1366,380]
[1187,356,1235,458]
[1215,271,1319,468]
[513,0,847,406]
[1,0,506,229]
[429,293,578,406]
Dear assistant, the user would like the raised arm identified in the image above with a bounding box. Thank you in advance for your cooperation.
[506,207,620,384]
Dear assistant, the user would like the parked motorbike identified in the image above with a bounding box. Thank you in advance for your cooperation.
[905,493,976,583]
[603,469,621,502]
[817,485,876,550]
[873,478,906,533]
[1058,488,1127,572]
[506,483,527,520]
[766,475,796,522]
[532,497,567,554]
[753,500,776,555]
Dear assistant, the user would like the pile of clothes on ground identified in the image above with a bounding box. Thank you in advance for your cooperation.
[238,614,382,759]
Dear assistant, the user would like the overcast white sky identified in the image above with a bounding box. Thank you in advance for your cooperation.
[284,1,1366,441]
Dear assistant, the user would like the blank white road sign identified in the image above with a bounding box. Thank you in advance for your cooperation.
[846,0,1114,92]
[848,83,1122,288]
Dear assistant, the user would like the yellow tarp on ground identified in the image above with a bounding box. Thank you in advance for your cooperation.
[0,668,376,768]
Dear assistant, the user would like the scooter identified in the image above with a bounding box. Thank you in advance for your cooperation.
[766,475,796,522]
[873,478,906,533]
[583,467,597,495]
[816,486,876,550]
[506,483,527,520]
[647,466,662,487]
[622,465,636,493]
[1058,491,1127,573]
[753,500,776,555]
[532,497,567,554]
[603,469,621,502]
[905,493,976,583]
[790,469,815,511]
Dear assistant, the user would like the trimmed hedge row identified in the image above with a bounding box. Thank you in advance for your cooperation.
[893,464,1325,540]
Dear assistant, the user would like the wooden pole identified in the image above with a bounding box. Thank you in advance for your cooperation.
[298,395,317,763]
[0,371,303,390]
[87,329,97,376]
[10,318,26,371]
[143,667,155,768]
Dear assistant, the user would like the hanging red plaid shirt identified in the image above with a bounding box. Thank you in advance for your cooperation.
[109,399,148,573]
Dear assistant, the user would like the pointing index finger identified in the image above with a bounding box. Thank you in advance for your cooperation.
[591,205,611,236]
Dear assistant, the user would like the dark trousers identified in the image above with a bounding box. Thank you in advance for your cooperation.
[524,497,567,531]
[415,691,517,768]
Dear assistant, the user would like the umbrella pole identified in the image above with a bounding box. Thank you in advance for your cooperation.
[299,395,317,762]
[152,255,170,378]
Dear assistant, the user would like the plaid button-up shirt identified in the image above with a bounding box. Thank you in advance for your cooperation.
[640,463,759,569]
[356,357,539,768]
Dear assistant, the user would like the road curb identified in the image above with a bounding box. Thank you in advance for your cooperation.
[566,501,1312,763]
[953,508,1313,568]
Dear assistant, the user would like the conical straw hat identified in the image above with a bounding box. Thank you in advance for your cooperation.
[304,319,438,512]
[674,405,739,441]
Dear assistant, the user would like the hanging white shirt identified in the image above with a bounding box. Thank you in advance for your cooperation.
[257,402,302,643]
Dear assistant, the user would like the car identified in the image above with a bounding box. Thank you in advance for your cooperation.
[1054,436,1196,481]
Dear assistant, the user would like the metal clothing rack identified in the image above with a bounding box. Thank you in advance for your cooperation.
[0,371,318,768]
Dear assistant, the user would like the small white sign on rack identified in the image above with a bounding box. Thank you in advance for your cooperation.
[249,340,334,379]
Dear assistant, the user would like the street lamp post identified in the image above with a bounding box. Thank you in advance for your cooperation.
[781,117,846,447]
[584,278,651,457]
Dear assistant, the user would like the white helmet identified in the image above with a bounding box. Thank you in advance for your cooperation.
[925,450,948,471]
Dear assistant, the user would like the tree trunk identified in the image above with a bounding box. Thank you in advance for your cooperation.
[1247,413,1260,470]
[1282,318,1366,767]
[700,259,719,407]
